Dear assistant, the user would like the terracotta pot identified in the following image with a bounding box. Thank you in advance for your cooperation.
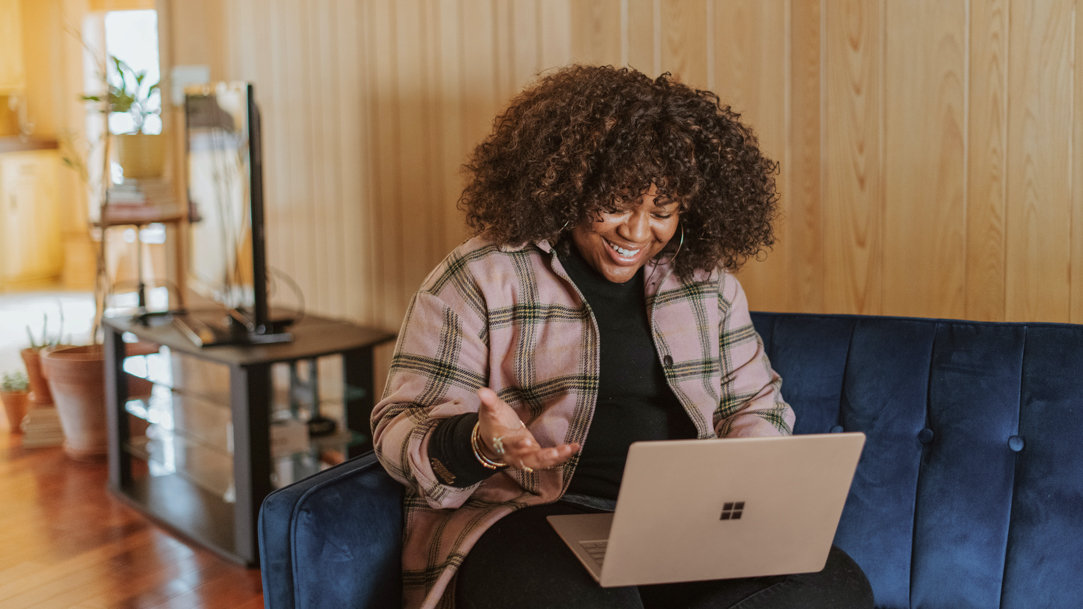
[1,390,30,433]
[20,348,54,405]
[40,341,161,460]
[41,345,108,461]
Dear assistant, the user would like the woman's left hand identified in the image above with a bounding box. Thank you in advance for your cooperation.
[476,387,580,472]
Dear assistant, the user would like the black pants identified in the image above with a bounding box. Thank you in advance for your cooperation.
[456,502,874,609]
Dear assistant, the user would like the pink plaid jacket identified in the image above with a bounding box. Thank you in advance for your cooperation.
[372,237,794,608]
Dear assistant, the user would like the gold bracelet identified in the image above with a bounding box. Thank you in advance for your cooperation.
[471,422,507,470]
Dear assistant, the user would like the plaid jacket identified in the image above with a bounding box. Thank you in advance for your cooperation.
[372,237,794,609]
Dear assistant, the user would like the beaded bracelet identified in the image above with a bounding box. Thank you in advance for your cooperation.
[470,421,508,470]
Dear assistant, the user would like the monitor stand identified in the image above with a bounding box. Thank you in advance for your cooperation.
[171,310,293,347]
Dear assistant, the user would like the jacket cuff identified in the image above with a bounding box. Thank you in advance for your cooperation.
[427,412,495,487]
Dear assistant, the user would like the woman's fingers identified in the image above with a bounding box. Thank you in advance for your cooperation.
[477,387,522,430]
[475,388,532,463]
[504,441,581,471]
[475,387,581,471]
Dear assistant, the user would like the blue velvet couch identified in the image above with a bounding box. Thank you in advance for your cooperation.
[259,312,1083,609]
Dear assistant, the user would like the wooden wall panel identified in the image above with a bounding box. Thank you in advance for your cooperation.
[626,0,658,74]
[711,0,790,310]
[821,0,883,315]
[882,0,966,319]
[367,0,408,326]
[966,0,1009,321]
[393,0,438,305]
[459,0,499,179]
[306,6,332,312]
[539,0,572,72]
[1075,1,1083,323]
[1005,0,1075,322]
[571,0,621,65]
[660,0,708,89]
[435,0,467,252]
[784,0,824,313]
[158,0,1083,381]
[272,0,309,312]
[333,0,373,322]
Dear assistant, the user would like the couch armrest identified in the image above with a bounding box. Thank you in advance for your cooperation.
[259,451,403,609]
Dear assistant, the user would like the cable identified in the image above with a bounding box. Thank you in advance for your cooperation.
[268,266,306,325]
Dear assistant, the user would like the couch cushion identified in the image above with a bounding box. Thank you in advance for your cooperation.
[1001,326,1083,608]
[751,313,1083,609]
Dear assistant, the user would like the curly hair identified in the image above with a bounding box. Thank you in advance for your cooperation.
[458,65,780,279]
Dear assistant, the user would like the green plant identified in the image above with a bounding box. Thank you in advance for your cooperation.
[80,55,160,135]
[1,371,29,393]
[25,310,65,351]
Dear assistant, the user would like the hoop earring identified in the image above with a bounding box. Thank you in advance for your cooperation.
[664,224,684,264]
[646,224,684,286]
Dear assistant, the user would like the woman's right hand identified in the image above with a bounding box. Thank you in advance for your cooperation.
[475,387,580,472]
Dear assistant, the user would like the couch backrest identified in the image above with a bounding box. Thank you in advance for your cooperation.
[750,312,1083,609]
[260,452,404,609]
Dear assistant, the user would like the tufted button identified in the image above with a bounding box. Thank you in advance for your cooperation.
[663,354,674,367]
[918,428,935,445]
[830,425,845,434]
[1008,435,1025,453]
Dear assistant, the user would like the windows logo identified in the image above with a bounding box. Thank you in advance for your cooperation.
[719,501,746,520]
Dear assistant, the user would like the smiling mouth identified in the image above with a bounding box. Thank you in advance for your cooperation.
[606,240,642,259]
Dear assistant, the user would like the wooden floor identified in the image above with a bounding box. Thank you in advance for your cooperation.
[0,431,265,609]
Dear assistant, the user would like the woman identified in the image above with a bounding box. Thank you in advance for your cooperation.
[372,65,872,609]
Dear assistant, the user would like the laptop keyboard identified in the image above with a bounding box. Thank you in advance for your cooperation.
[579,539,608,564]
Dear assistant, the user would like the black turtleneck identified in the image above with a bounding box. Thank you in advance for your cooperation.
[558,244,696,500]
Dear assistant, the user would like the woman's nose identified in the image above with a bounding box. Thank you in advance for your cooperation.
[618,210,650,242]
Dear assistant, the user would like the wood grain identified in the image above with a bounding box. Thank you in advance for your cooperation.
[1005,0,1075,321]
[626,0,659,74]
[0,433,262,609]
[1073,0,1083,324]
[712,0,790,311]
[882,0,966,319]
[570,0,622,65]
[785,0,825,313]
[822,0,883,314]
[660,0,708,89]
[539,0,573,73]
[967,0,1009,321]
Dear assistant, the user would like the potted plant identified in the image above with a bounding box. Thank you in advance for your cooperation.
[1,371,31,434]
[20,311,65,406]
[42,48,161,461]
[80,55,163,179]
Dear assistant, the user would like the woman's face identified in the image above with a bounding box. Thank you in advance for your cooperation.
[570,185,681,283]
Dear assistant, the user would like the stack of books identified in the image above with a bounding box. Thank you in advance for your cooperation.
[108,178,174,204]
[104,179,183,225]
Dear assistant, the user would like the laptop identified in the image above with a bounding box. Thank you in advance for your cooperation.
[547,432,865,587]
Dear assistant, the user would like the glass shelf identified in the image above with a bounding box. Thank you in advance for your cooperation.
[126,426,235,502]
[124,386,372,494]
[104,312,396,565]
[122,347,231,404]
[124,385,232,453]
[123,347,367,416]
